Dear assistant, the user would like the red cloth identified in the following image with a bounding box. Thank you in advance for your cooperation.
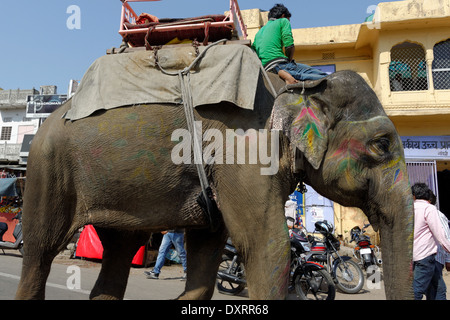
[75,225,145,265]
[136,13,159,24]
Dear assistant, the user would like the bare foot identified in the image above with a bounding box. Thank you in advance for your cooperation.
[278,69,298,84]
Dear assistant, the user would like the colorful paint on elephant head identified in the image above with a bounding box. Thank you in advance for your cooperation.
[272,93,329,170]
[290,95,327,154]
[329,138,367,184]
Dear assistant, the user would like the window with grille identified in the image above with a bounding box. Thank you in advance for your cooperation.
[322,52,335,60]
[389,42,428,92]
[406,161,439,209]
[0,127,12,140]
[432,39,450,90]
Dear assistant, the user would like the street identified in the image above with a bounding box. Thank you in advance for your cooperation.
[2,252,450,300]
[0,252,387,300]
[0,253,248,300]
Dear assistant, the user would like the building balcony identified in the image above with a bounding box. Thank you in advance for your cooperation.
[0,89,38,110]
[0,143,22,162]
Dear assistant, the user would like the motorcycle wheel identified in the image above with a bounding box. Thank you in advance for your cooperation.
[294,268,336,300]
[216,255,245,295]
[334,259,365,294]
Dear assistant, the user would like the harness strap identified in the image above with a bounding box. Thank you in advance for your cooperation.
[154,39,228,231]
[179,71,209,197]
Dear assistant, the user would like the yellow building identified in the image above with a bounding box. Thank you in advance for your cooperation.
[241,0,450,243]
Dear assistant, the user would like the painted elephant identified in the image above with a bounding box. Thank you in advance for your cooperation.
[15,60,413,300]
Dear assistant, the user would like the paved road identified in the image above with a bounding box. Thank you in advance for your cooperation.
[1,252,449,300]
[0,253,247,300]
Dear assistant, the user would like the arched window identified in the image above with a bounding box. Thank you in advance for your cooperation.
[389,42,427,91]
[432,39,450,90]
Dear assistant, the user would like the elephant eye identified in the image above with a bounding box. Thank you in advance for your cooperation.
[368,136,390,156]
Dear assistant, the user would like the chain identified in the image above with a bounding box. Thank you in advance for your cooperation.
[192,39,200,57]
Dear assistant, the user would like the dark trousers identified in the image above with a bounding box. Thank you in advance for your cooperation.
[0,222,8,241]
[413,254,442,300]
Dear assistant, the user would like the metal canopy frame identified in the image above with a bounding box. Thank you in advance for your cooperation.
[119,0,248,46]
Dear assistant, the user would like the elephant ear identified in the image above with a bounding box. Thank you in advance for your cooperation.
[272,81,330,170]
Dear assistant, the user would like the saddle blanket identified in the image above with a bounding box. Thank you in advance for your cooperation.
[65,44,262,121]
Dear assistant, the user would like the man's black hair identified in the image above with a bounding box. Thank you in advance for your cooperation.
[411,182,431,200]
[268,4,292,19]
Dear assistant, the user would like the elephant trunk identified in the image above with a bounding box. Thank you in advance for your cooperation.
[366,177,414,300]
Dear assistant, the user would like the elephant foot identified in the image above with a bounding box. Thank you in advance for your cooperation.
[176,287,214,300]
[90,293,121,300]
[89,281,125,300]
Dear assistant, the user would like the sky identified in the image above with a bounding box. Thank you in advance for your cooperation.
[0,0,403,93]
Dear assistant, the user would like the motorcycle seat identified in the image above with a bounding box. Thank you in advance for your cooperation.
[0,241,19,249]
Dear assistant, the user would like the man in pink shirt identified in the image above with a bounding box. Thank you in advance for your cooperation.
[412,183,450,300]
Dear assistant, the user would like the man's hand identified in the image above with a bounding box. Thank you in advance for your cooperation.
[285,45,295,61]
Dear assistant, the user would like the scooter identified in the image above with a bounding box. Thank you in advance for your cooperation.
[0,212,23,256]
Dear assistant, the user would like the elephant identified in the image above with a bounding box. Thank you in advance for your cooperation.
[15,48,413,300]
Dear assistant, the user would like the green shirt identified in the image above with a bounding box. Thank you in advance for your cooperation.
[251,18,295,67]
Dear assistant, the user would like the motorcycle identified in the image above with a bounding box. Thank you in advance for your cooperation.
[288,221,336,300]
[216,238,246,295]
[0,212,23,256]
[350,223,382,273]
[217,219,336,300]
[308,220,365,294]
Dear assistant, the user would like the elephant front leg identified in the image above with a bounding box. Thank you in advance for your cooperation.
[244,235,291,299]
[222,197,291,299]
[178,225,227,300]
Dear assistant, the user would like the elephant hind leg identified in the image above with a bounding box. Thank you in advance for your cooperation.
[15,209,79,299]
[89,228,150,300]
[178,224,227,300]
[15,252,55,300]
[15,225,81,299]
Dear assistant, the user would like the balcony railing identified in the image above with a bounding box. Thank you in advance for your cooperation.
[0,89,38,110]
[0,143,21,162]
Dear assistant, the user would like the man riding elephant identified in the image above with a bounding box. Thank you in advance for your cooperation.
[252,4,328,84]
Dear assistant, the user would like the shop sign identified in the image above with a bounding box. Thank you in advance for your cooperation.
[401,136,450,159]
[26,94,67,118]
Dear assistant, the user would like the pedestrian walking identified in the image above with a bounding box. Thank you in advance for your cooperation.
[412,183,450,300]
[145,229,187,280]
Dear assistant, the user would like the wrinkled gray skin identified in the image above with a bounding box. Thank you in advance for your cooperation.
[15,70,413,300]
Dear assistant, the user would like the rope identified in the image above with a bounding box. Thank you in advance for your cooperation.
[259,65,278,98]
[154,38,228,76]
[179,71,209,196]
